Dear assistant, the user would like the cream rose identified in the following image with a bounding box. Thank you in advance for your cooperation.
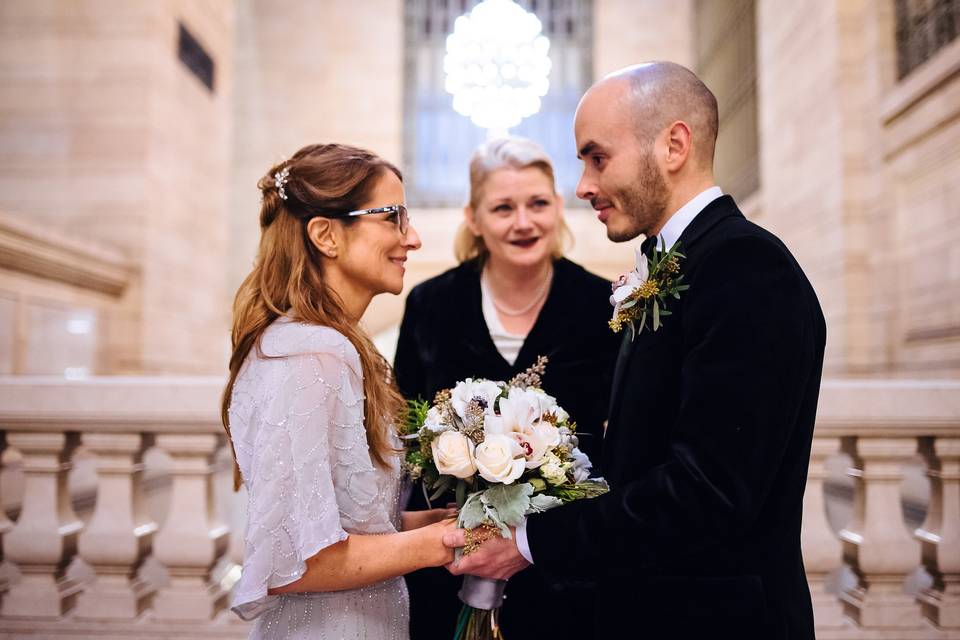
[539,452,569,486]
[431,431,477,479]
[474,434,526,484]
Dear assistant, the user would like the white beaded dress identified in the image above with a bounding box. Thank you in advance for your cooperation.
[228,318,409,639]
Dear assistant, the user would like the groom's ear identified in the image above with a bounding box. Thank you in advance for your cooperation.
[463,206,481,236]
[663,120,693,173]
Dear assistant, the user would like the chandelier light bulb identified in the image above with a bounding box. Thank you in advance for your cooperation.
[443,0,552,134]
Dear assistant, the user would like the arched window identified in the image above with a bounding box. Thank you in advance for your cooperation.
[403,0,594,207]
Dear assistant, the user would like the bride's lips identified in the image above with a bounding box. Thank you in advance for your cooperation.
[389,256,407,271]
[509,237,540,249]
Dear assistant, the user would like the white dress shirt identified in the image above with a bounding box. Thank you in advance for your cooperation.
[514,185,723,565]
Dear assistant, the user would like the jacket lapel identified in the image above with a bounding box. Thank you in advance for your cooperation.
[604,196,743,431]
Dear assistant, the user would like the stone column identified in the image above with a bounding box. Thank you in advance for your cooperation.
[152,433,229,621]
[801,436,845,628]
[75,432,156,619]
[842,436,924,629]
[0,431,82,617]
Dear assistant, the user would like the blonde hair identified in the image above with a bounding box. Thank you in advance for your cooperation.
[221,143,405,490]
[454,137,573,263]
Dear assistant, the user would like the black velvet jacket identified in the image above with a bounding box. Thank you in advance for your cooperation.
[394,256,620,640]
[526,196,826,639]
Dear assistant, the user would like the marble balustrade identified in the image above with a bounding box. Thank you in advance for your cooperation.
[0,377,957,639]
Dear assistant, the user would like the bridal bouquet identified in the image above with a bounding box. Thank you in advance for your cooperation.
[400,356,608,640]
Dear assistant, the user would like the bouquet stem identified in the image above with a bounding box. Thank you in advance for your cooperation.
[453,576,507,640]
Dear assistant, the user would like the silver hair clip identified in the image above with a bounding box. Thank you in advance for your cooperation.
[274,167,290,200]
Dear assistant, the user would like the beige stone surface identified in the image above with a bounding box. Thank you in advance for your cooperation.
[0,0,235,375]
[229,0,404,295]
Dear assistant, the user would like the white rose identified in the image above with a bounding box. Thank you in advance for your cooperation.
[473,434,525,484]
[431,431,477,479]
[451,379,502,420]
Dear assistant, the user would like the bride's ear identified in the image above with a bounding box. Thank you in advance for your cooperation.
[463,206,481,237]
[306,216,340,258]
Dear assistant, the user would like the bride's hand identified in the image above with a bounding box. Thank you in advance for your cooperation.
[400,505,458,531]
[416,517,458,566]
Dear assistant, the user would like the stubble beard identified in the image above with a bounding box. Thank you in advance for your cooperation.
[606,150,671,243]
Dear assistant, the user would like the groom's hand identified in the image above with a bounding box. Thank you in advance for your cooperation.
[442,526,531,580]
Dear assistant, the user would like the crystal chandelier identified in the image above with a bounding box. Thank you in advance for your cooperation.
[444,0,552,136]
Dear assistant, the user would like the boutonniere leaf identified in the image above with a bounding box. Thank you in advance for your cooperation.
[609,240,689,339]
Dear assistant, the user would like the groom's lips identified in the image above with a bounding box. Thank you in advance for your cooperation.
[595,205,613,223]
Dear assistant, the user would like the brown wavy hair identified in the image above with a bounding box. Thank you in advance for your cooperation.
[221,143,405,490]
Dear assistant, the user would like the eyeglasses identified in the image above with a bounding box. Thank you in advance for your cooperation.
[342,204,410,235]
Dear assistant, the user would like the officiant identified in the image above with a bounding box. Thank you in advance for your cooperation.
[394,136,619,640]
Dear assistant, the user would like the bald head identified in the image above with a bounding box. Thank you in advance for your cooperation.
[591,62,719,169]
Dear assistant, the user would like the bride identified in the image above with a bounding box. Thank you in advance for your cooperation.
[221,143,455,639]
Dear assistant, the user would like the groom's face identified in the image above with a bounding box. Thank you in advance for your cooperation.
[574,84,670,242]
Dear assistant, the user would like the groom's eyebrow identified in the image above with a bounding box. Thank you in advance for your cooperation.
[577,141,598,159]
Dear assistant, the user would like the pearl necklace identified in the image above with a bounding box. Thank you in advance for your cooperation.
[483,266,554,317]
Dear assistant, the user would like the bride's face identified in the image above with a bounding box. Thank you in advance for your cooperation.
[337,171,421,297]
[467,167,562,271]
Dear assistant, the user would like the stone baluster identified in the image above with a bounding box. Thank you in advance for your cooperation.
[0,432,82,617]
[0,432,11,596]
[841,436,924,629]
[920,437,960,628]
[75,432,156,619]
[152,433,229,621]
[801,436,845,627]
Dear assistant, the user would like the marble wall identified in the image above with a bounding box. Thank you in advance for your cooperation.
[1,0,957,377]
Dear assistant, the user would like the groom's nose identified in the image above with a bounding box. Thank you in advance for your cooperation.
[576,172,595,202]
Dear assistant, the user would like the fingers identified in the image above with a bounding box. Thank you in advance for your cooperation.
[443,528,466,549]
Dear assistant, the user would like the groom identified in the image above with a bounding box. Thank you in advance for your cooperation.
[445,62,825,639]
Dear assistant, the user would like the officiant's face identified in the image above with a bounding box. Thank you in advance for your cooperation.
[574,82,670,242]
[467,166,561,270]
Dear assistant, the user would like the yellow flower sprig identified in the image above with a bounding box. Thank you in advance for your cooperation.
[609,241,689,339]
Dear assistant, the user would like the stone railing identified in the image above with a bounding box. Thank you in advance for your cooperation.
[0,376,958,639]
[0,376,247,639]
[806,380,960,639]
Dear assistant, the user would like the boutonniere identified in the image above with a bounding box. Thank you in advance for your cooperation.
[609,240,689,339]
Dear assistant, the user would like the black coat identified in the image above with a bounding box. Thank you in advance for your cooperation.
[394,257,620,640]
[526,196,826,639]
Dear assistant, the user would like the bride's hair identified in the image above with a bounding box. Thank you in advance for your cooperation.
[221,143,405,489]
[454,136,573,263]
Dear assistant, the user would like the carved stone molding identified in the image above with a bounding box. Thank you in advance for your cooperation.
[0,211,133,297]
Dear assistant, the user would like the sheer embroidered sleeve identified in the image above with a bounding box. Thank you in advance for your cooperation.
[229,329,365,620]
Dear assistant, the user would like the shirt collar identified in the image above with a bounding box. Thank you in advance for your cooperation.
[655,186,724,251]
